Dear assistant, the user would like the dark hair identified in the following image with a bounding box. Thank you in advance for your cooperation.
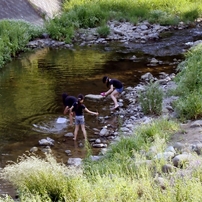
[77,94,84,103]
[102,76,108,83]
[62,93,68,106]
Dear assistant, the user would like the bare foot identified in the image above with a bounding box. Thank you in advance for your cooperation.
[112,105,119,110]
[73,138,76,141]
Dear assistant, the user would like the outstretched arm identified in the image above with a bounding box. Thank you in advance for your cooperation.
[85,108,98,116]
[104,84,114,96]
[69,106,74,114]
[63,106,69,115]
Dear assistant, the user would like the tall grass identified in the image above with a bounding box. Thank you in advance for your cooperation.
[83,118,179,177]
[0,20,43,68]
[138,81,163,115]
[45,0,202,42]
[172,44,202,120]
[4,119,202,202]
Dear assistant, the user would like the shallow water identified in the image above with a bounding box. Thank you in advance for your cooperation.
[0,45,180,169]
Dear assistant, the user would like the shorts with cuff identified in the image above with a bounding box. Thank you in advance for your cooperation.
[75,116,85,125]
[116,87,123,93]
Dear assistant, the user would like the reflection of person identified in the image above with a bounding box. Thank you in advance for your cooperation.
[62,93,77,126]
[70,94,98,141]
[101,76,123,110]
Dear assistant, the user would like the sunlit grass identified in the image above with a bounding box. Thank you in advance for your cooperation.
[173,44,202,120]
[46,0,202,42]
[1,118,202,201]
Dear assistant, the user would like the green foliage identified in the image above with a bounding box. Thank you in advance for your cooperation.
[0,20,43,68]
[181,8,199,22]
[45,13,75,43]
[44,0,202,44]
[173,89,202,120]
[6,120,202,202]
[83,118,178,177]
[172,44,202,120]
[139,81,163,115]
[73,4,107,28]
[97,25,110,37]
[135,118,179,143]
[0,154,79,201]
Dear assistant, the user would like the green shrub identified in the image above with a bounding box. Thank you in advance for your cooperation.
[97,25,110,37]
[173,89,202,120]
[0,154,79,201]
[0,20,43,68]
[181,8,199,22]
[172,44,202,120]
[174,44,202,93]
[139,81,163,115]
[45,13,75,43]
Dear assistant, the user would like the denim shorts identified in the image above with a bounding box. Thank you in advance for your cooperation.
[75,116,85,125]
[116,87,123,93]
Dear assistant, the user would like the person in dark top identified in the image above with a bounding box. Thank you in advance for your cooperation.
[101,76,123,110]
[70,94,98,141]
[62,93,77,126]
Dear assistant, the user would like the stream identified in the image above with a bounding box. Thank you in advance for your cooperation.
[0,25,202,198]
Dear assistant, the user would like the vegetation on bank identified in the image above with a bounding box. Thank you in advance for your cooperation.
[1,38,202,202]
[0,119,182,202]
[1,0,202,201]
[46,0,202,42]
[0,20,43,68]
[1,44,202,201]
[171,44,202,120]
[0,0,202,67]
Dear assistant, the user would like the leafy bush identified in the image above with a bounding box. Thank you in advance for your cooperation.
[181,8,199,22]
[173,89,202,120]
[0,20,43,68]
[139,81,163,115]
[97,25,110,37]
[172,44,202,120]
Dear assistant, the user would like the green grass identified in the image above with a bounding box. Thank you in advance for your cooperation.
[138,81,163,115]
[172,44,202,120]
[45,0,202,42]
[0,20,43,68]
[0,0,202,68]
[4,119,202,202]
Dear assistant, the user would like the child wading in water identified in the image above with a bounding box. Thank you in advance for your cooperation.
[101,76,123,110]
[62,93,77,126]
[70,94,98,141]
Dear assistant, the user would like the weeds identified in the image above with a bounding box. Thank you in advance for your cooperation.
[138,81,163,115]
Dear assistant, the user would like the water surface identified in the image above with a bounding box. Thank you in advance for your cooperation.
[0,45,179,167]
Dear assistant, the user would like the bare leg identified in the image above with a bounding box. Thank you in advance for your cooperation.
[81,124,87,140]
[73,125,79,140]
[111,90,119,108]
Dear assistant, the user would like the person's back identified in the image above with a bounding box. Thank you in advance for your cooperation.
[65,96,77,107]
[72,101,85,116]
[62,93,77,125]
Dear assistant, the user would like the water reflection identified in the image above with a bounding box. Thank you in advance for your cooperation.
[0,46,179,167]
